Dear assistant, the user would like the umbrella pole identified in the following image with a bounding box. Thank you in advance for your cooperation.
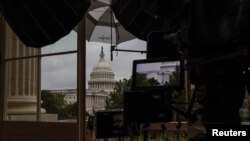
[110,0,114,61]
[110,1,113,47]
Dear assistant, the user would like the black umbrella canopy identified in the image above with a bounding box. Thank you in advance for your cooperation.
[112,0,187,41]
[0,0,90,48]
[113,0,250,58]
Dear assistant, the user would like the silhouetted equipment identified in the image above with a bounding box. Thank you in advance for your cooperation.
[95,110,140,139]
[112,0,250,61]
[87,115,95,130]
[0,0,90,48]
[112,0,186,41]
[188,0,250,59]
[123,91,172,124]
[141,0,186,20]
[246,70,250,95]
[113,1,250,139]
[147,31,182,59]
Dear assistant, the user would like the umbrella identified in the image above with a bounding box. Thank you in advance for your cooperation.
[112,0,187,41]
[0,0,90,48]
[86,0,136,46]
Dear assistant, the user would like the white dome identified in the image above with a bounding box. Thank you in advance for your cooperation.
[88,47,116,91]
[92,47,112,72]
[93,60,112,72]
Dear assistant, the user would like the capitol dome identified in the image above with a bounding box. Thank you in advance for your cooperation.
[88,47,116,92]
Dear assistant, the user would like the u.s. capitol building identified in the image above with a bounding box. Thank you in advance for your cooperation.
[49,48,116,115]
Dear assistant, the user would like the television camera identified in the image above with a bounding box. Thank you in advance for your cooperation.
[112,0,250,139]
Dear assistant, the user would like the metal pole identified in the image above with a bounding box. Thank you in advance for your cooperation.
[0,13,6,123]
[77,17,86,141]
[36,49,41,121]
[112,48,146,54]
[110,0,113,46]
[184,60,191,111]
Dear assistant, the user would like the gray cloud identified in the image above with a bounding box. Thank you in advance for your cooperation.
[86,40,146,82]
[41,31,146,90]
[41,54,77,90]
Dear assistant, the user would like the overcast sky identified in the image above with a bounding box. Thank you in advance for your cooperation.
[41,31,146,90]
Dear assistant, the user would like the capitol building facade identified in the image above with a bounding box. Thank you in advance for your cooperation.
[86,47,116,114]
[49,47,116,115]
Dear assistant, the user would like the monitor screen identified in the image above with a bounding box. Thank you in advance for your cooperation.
[132,58,183,90]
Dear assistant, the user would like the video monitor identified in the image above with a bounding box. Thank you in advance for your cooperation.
[95,110,140,139]
[132,58,184,90]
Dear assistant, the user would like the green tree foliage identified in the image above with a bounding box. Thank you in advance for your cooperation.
[41,90,77,120]
[41,90,65,113]
[60,102,78,119]
[105,78,132,110]
[136,73,160,87]
[105,75,161,110]
[169,71,177,85]
[135,73,148,87]
[148,77,160,86]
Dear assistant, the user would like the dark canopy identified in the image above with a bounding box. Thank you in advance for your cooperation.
[112,0,187,41]
[112,0,250,58]
[0,0,90,48]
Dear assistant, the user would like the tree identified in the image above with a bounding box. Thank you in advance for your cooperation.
[147,77,160,86]
[41,90,68,120]
[168,71,177,85]
[135,73,148,87]
[60,102,78,119]
[41,91,84,120]
[136,73,160,87]
[105,75,162,110]
[41,90,60,113]
[105,78,132,110]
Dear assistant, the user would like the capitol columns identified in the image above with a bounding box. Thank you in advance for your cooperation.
[4,23,45,118]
